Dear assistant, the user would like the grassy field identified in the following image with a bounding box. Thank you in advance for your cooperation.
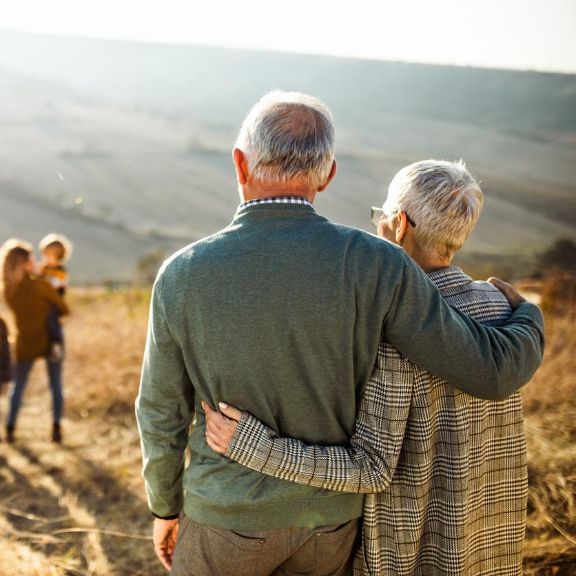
[0,278,574,575]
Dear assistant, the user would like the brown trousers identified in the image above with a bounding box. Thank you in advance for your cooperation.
[170,516,359,576]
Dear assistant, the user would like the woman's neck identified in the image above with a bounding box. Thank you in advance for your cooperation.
[405,243,452,273]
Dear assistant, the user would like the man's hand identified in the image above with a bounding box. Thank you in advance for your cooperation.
[202,401,242,454]
[488,277,526,310]
[153,517,179,572]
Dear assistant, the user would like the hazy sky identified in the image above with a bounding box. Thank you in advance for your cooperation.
[1,0,575,73]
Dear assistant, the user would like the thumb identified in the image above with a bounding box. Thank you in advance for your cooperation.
[487,276,505,288]
[201,401,215,414]
[487,277,525,309]
[218,402,242,422]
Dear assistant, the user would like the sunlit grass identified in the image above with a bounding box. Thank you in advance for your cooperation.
[0,277,574,574]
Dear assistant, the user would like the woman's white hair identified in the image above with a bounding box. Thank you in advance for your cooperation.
[235,90,335,188]
[383,160,483,259]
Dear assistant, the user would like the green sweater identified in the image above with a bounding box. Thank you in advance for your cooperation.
[136,202,544,530]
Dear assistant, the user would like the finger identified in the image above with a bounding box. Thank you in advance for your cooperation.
[210,429,229,453]
[487,277,525,309]
[153,519,179,572]
[202,401,215,415]
[204,405,228,433]
[218,402,243,422]
[205,411,228,434]
[155,544,173,572]
[488,277,515,297]
[487,276,508,288]
[206,429,226,453]
[206,421,235,450]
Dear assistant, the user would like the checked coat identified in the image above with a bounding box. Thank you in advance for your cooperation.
[226,267,528,575]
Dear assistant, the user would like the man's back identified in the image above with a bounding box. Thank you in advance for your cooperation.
[140,201,406,529]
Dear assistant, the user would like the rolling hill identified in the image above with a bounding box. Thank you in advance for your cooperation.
[0,28,575,282]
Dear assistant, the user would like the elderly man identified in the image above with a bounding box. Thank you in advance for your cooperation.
[136,92,543,575]
[205,160,531,575]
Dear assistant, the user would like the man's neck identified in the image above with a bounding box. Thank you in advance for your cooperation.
[240,181,317,204]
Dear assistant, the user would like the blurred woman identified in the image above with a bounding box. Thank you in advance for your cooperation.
[0,239,69,443]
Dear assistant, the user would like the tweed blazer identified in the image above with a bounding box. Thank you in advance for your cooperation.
[226,267,528,575]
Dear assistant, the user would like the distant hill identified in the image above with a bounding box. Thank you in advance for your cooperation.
[0,29,575,282]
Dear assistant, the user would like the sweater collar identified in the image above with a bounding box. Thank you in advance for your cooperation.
[240,196,314,210]
[235,196,317,219]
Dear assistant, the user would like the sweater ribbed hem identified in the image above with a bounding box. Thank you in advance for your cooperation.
[183,492,363,531]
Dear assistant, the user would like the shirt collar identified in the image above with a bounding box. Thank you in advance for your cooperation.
[240,196,314,210]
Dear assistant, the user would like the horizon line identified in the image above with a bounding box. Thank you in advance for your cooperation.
[2,25,575,77]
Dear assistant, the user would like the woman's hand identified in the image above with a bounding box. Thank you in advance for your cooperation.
[202,401,243,454]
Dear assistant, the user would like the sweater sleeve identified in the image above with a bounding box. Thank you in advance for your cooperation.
[225,342,413,493]
[135,273,195,518]
[382,255,544,400]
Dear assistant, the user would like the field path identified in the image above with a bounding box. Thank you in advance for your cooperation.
[1,286,576,575]
[0,290,165,576]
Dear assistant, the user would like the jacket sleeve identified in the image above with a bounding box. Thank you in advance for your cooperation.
[40,280,70,316]
[135,273,195,518]
[383,254,545,400]
[225,342,413,493]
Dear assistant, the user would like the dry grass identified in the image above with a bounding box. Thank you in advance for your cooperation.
[0,286,161,576]
[521,275,576,575]
[0,277,574,575]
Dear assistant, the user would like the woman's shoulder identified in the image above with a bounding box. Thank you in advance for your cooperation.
[31,275,54,289]
[26,275,58,298]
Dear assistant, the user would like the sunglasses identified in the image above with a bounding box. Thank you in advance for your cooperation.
[370,207,416,228]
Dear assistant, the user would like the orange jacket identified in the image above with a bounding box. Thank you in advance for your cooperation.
[5,275,69,361]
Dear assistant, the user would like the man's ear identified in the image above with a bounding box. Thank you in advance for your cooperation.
[317,160,337,192]
[233,148,249,185]
[395,211,409,244]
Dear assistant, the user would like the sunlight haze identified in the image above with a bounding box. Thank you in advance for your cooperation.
[1,0,575,73]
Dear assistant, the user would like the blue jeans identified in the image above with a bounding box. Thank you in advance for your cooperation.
[47,305,64,346]
[7,359,63,427]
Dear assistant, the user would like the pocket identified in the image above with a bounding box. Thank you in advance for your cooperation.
[314,519,359,544]
[204,524,267,551]
[180,522,267,576]
[313,520,359,576]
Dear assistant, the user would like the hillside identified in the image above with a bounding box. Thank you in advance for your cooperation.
[0,29,575,281]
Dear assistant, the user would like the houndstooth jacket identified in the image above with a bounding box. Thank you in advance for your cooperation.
[226,266,528,575]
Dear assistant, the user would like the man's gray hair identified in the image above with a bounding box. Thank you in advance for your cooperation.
[235,90,335,187]
[384,160,483,259]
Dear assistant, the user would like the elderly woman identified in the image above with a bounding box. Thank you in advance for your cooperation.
[1,239,69,443]
[204,160,528,575]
